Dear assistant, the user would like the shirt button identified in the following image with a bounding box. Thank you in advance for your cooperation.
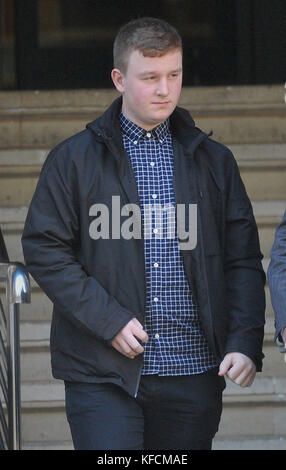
[155,333,160,339]
[146,132,151,138]
[152,194,157,199]
[150,162,155,166]
[133,140,138,145]
[153,262,159,268]
[154,297,158,302]
[153,228,158,234]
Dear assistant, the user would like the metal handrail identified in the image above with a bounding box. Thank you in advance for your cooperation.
[0,262,31,450]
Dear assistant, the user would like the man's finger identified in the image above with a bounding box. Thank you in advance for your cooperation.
[111,339,136,359]
[237,368,256,387]
[126,335,144,354]
[130,319,149,343]
[218,355,233,376]
[111,317,148,359]
[219,352,256,387]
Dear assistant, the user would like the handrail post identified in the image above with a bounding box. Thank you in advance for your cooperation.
[7,302,21,450]
[0,263,31,450]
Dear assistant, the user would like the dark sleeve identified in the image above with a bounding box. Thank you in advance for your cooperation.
[267,210,286,340]
[21,145,134,342]
[223,152,266,371]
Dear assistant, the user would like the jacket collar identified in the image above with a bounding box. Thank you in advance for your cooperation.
[85,97,212,209]
[120,111,171,144]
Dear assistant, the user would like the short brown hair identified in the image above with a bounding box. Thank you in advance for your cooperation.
[113,17,182,74]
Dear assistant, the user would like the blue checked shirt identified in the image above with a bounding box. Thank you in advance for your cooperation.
[120,112,217,375]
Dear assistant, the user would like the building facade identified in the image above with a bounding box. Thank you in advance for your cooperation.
[1,0,286,91]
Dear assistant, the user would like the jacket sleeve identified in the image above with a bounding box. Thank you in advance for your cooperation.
[21,144,135,342]
[223,152,266,371]
[267,210,286,340]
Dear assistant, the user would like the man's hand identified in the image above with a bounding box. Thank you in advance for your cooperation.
[218,352,256,387]
[111,317,148,359]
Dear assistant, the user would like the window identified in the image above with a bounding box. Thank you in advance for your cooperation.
[1,0,286,90]
[0,0,16,89]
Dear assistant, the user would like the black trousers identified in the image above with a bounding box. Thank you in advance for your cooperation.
[64,367,225,450]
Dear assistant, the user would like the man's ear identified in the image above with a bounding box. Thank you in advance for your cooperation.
[111,68,125,93]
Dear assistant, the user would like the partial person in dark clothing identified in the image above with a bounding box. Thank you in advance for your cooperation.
[0,228,9,262]
[22,17,265,450]
[268,210,286,344]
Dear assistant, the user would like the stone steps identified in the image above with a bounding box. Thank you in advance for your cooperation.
[1,198,283,448]
[0,85,285,449]
[19,374,286,447]
[0,86,285,151]
[217,376,286,440]
[17,309,286,448]
[18,313,283,383]
[0,257,278,325]
[1,161,285,204]
[14,277,275,324]
[23,441,74,450]
[1,199,284,260]
[18,315,286,448]
[1,143,286,205]
[21,436,286,450]
[212,436,286,450]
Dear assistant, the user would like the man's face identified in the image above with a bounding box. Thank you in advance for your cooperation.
[112,48,183,130]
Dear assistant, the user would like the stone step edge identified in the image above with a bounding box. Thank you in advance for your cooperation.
[1,160,286,175]
[212,435,286,450]
[18,342,281,367]
[22,436,286,450]
[22,440,73,450]
[0,85,284,109]
[18,375,286,404]
[18,338,281,362]
[1,202,285,224]
[2,218,283,235]
[18,329,278,350]
[1,143,286,165]
[10,273,279,289]
[1,101,285,116]
[18,314,277,338]
[21,394,286,409]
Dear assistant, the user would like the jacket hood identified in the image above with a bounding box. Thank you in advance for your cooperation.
[86,96,212,154]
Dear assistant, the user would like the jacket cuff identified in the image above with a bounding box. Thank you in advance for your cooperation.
[98,307,136,342]
[224,346,264,372]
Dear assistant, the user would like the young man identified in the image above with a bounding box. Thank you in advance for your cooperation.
[22,17,265,450]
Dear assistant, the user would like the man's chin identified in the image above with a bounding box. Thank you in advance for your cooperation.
[148,109,174,125]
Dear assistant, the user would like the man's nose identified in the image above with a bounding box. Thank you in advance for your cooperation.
[156,78,169,96]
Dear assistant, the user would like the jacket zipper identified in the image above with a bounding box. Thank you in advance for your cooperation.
[134,230,147,398]
[134,362,143,398]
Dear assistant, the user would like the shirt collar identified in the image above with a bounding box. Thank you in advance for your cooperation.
[120,111,170,143]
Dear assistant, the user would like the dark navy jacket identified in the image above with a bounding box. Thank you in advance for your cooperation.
[21,97,266,397]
